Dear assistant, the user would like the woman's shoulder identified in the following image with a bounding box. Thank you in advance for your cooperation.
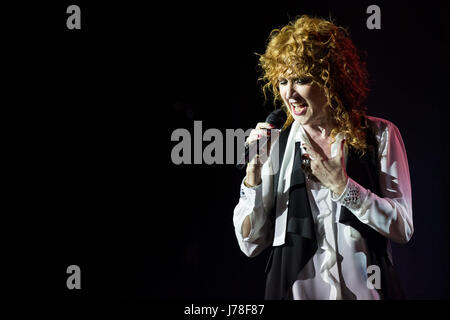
[365,115,395,130]
[364,116,405,154]
[365,115,401,137]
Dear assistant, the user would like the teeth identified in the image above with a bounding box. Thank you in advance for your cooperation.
[292,103,306,111]
[291,101,306,108]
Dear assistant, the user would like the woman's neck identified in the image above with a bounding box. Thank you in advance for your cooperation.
[303,118,334,141]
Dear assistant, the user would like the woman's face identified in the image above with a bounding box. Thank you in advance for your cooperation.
[279,74,330,127]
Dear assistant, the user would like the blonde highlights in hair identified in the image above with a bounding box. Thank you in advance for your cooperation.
[258,15,369,153]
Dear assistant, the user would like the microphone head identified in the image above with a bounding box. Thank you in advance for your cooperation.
[265,108,287,129]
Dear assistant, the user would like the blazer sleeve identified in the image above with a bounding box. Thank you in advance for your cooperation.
[233,154,276,257]
[332,120,414,244]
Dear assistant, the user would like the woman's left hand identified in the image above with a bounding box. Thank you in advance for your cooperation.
[302,140,348,196]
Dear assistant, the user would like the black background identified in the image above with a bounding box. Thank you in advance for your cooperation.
[5,0,450,302]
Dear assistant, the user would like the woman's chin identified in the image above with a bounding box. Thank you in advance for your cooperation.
[292,114,309,125]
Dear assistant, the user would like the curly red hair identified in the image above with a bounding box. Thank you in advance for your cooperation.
[258,15,370,153]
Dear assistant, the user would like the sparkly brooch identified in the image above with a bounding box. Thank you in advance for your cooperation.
[342,183,362,209]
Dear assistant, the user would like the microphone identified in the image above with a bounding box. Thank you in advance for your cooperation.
[236,108,287,170]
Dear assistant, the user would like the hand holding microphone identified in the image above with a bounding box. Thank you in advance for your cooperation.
[242,123,277,187]
[236,108,286,170]
[238,109,286,187]
[247,122,277,162]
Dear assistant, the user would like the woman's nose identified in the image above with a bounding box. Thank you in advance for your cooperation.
[286,82,297,99]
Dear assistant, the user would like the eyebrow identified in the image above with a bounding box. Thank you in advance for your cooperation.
[278,75,308,80]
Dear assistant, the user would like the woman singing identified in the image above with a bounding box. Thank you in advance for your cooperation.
[233,15,413,300]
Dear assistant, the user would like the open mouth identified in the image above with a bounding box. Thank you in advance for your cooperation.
[290,101,308,116]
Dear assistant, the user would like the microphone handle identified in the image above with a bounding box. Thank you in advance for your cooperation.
[236,135,269,170]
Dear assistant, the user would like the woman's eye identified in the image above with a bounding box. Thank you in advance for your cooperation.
[294,78,310,84]
[279,78,310,86]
